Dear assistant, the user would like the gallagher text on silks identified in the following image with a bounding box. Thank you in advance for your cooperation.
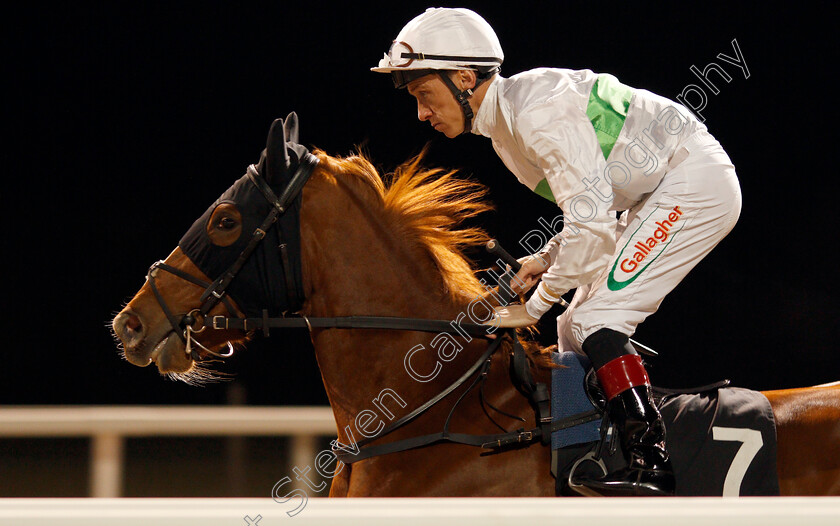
[607,205,685,291]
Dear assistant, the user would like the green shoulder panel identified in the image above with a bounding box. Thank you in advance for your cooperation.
[586,73,633,160]
[529,73,633,204]
[534,178,556,203]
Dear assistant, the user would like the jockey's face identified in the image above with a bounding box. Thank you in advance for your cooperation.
[407,71,475,138]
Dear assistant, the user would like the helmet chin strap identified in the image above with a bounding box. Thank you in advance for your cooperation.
[436,71,475,135]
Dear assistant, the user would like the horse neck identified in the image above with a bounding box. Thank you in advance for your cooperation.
[298,167,494,432]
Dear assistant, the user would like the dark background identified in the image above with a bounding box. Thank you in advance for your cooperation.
[4,2,837,408]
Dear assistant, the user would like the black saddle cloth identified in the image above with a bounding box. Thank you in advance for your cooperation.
[551,351,779,496]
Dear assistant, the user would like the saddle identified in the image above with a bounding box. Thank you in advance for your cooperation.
[549,351,781,496]
[480,244,779,496]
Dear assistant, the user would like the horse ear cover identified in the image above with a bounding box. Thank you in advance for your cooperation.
[283,112,300,144]
[258,116,290,185]
[256,112,309,184]
[178,114,311,316]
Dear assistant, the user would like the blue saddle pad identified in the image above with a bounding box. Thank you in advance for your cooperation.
[551,351,603,449]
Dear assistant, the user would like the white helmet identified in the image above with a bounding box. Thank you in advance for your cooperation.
[372,8,503,133]
[372,7,503,85]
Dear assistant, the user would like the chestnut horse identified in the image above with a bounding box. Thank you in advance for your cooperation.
[112,116,839,496]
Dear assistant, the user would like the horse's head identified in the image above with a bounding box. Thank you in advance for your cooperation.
[111,113,316,381]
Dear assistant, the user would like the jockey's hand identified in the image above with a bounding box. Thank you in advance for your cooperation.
[510,255,549,294]
[489,304,540,328]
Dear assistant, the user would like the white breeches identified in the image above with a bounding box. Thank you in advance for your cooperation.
[557,130,742,353]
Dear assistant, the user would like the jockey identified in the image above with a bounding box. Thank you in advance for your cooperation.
[371,7,741,497]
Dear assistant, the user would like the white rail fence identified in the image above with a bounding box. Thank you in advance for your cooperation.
[1,497,840,525]
[0,406,336,497]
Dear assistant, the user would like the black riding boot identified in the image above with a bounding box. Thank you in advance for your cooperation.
[572,328,675,497]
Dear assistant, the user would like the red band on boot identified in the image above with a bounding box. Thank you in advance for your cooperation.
[596,354,650,401]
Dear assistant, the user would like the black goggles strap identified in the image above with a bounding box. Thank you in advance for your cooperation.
[398,52,500,64]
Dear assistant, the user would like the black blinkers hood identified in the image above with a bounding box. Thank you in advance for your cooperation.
[177,113,310,317]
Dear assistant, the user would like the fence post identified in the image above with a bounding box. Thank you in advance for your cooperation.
[289,434,320,493]
[90,432,124,497]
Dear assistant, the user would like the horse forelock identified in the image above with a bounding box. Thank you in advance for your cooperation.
[312,148,493,302]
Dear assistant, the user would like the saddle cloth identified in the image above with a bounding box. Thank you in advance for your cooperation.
[550,351,780,496]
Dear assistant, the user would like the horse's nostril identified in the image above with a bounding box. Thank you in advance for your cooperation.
[125,312,143,335]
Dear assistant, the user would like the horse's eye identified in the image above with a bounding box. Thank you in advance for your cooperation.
[218,217,237,230]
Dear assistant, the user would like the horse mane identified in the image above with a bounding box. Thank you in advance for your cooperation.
[312,148,556,370]
[313,147,492,300]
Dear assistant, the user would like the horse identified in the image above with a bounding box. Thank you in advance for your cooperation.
[111,115,840,497]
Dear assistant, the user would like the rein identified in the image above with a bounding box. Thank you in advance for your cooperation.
[202,312,493,337]
[331,331,601,465]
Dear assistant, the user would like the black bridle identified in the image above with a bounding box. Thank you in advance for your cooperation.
[145,138,584,463]
[147,152,319,358]
[147,150,499,358]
